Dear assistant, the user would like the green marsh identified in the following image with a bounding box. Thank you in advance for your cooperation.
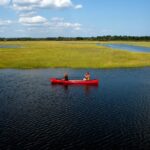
[0,41,150,69]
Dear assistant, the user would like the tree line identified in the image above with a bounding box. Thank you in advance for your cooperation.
[0,36,150,41]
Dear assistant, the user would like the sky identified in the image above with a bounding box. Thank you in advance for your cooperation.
[0,0,150,37]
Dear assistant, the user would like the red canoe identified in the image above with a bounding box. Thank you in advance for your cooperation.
[50,78,99,85]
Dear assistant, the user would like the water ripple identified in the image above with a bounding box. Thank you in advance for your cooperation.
[0,68,150,149]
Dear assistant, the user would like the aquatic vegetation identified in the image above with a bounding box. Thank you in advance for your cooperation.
[0,41,150,69]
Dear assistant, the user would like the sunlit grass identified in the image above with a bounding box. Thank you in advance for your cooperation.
[0,41,150,69]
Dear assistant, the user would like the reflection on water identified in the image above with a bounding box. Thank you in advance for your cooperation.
[51,84,99,94]
[0,68,150,150]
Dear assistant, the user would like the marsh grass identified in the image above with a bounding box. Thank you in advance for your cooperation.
[0,41,150,69]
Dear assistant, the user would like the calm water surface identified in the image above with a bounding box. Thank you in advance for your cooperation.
[97,44,150,53]
[0,45,22,48]
[0,68,150,150]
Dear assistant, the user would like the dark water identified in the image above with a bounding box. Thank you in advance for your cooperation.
[0,68,150,150]
[0,45,22,48]
[97,44,150,53]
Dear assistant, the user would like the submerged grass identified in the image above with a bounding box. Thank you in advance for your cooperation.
[0,41,150,69]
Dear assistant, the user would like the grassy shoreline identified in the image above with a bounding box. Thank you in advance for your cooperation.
[0,41,150,69]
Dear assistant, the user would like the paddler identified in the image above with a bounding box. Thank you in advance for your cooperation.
[83,72,90,80]
[64,73,69,81]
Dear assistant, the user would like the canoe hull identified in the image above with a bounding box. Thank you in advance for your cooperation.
[50,78,99,85]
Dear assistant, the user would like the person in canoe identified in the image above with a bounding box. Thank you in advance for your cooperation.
[64,73,69,81]
[83,72,90,81]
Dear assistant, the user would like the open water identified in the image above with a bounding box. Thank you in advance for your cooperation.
[0,68,150,149]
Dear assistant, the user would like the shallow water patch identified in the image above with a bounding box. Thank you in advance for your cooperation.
[97,43,150,53]
[0,45,22,49]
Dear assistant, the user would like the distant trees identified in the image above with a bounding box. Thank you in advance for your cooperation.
[0,36,150,41]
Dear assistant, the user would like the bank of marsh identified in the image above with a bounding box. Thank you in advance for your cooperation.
[0,41,150,69]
